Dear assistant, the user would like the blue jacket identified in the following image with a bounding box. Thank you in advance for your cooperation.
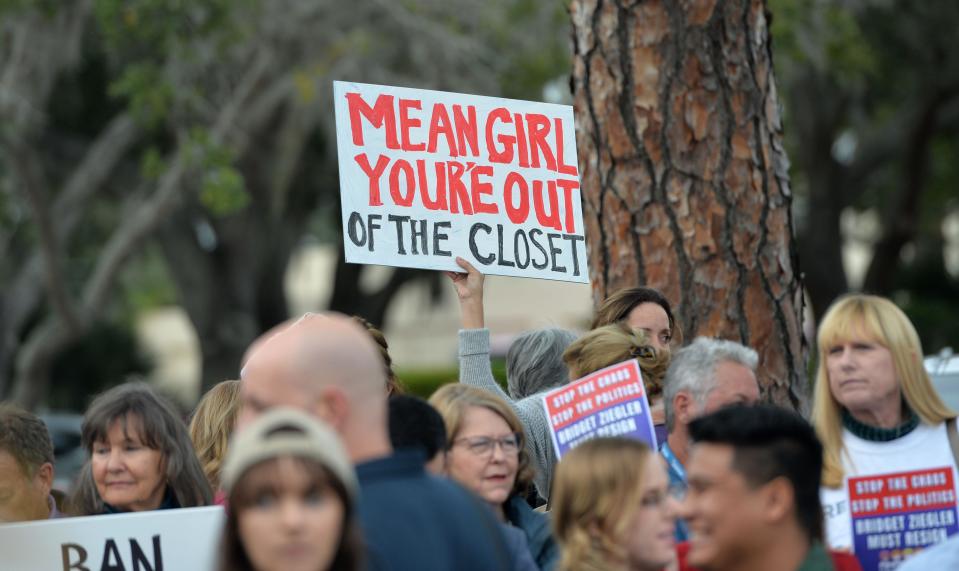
[501,524,540,571]
[357,450,511,571]
[504,495,560,571]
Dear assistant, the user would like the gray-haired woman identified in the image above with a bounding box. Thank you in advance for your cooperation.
[69,382,212,515]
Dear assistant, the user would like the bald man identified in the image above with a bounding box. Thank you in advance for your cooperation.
[238,313,509,571]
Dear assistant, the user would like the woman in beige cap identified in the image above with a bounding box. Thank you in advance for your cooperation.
[219,408,363,571]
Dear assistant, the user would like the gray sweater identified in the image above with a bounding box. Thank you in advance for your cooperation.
[458,328,557,501]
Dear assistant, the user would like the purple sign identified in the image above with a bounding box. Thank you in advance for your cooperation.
[541,359,656,458]
[848,467,959,570]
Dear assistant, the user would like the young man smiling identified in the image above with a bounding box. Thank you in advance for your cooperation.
[677,404,859,571]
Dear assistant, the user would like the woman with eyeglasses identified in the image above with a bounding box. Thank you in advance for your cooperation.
[430,384,559,571]
[446,258,674,503]
[552,437,679,571]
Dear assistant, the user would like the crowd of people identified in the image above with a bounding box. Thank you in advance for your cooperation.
[1,258,958,571]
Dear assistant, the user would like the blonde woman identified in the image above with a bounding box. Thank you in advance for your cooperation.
[564,321,671,407]
[430,384,559,571]
[189,380,241,504]
[553,323,672,498]
[813,294,957,551]
[551,437,678,571]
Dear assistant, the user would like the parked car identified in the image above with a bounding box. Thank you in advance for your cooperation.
[926,348,959,412]
[39,413,84,493]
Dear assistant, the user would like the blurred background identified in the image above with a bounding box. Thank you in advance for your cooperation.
[0,0,957,428]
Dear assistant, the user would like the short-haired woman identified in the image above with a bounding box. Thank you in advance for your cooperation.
[562,322,670,394]
[430,384,559,571]
[69,382,212,515]
[813,294,958,551]
[563,322,672,445]
[551,437,678,571]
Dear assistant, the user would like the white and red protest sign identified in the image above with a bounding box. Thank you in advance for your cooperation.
[541,359,656,458]
[333,81,588,283]
[0,506,224,571]
[848,467,959,571]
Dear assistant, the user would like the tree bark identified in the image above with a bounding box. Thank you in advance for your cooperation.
[570,0,808,409]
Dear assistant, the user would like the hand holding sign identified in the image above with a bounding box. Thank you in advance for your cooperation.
[333,81,588,283]
[446,257,485,329]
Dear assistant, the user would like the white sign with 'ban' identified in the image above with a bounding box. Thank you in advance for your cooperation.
[0,506,224,571]
[333,81,589,283]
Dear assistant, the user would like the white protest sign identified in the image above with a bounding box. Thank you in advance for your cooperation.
[0,506,224,571]
[541,359,657,458]
[333,81,588,283]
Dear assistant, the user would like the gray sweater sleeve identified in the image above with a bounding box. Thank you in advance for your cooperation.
[459,328,558,501]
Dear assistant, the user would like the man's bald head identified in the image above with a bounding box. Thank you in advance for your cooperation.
[237,313,389,432]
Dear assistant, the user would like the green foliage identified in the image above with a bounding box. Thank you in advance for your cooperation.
[140,147,166,181]
[95,0,254,128]
[0,0,57,17]
[179,128,250,217]
[200,165,248,216]
[398,359,508,399]
[770,0,877,85]
[2,0,587,407]
[491,1,570,101]
[94,0,241,61]
[108,63,173,127]
[120,244,178,313]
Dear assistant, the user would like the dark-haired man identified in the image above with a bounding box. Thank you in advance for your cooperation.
[388,394,448,475]
[678,404,857,571]
[0,404,60,522]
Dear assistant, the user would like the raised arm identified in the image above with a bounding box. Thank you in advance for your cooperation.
[447,258,511,402]
[445,256,484,329]
[447,259,558,500]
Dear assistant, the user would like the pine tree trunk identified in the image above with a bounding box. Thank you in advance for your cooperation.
[570,0,808,409]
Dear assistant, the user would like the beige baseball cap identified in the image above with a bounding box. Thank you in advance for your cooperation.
[220,408,357,498]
